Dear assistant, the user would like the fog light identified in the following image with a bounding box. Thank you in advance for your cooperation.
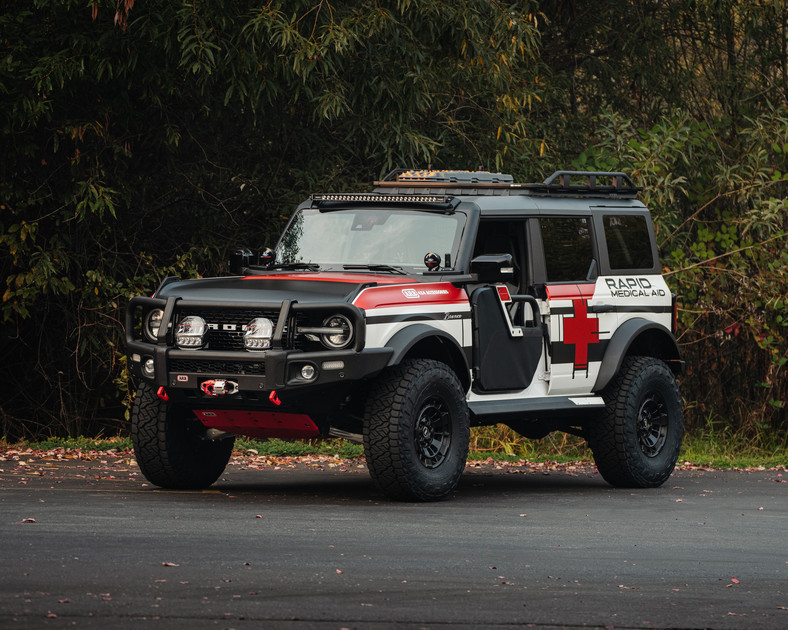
[144,309,164,341]
[176,315,206,348]
[300,364,317,381]
[244,317,274,351]
[320,315,353,349]
[142,357,155,377]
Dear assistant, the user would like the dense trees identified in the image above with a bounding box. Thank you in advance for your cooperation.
[1,1,785,439]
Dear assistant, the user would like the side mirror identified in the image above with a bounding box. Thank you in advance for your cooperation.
[229,247,253,275]
[259,247,275,267]
[470,254,515,284]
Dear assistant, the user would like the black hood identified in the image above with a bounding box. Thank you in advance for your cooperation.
[155,273,408,305]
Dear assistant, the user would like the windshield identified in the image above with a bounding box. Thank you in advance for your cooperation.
[276,208,466,270]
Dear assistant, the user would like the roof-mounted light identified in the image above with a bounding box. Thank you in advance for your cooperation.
[312,193,454,204]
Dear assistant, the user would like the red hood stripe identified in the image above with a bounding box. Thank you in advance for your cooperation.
[354,283,468,310]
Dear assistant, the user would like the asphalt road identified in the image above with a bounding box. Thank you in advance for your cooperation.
[1,452,786,630]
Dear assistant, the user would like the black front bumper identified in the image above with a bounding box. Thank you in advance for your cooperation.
[126,294,393,404]
[127,340,393,394]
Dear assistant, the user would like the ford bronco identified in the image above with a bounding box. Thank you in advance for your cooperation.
[126,169,683,501]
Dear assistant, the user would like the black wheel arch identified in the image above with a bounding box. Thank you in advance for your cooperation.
[594,318,683,392]
[384,324,471,392]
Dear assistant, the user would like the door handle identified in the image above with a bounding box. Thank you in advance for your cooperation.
[588,303,614,313]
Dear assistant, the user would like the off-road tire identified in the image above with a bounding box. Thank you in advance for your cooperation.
[363,359,469,501]
[131,382,234,489]
[586,356,683,488]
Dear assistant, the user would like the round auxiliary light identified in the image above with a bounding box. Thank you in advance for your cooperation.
[321,315,353,350]
[300,364,317,381]
[244,317,274,351]
[175,315,206,349]
[424,252,441,270]
[144,309,164,341]
[142,357,155,377]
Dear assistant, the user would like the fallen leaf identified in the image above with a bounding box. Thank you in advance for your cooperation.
[20,517,36,523]
[162,562,180,567]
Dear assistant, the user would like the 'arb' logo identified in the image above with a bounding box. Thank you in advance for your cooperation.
[402,288,420,299]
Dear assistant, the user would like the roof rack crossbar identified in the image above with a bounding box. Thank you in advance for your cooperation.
[542,170,641,191]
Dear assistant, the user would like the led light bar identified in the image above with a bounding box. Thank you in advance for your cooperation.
[312,193,453,204]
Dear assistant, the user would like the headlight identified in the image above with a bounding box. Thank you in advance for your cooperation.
[144,309,164,342]
[244,317,274,351]
[321,315,353,350]
[175,315,206,349]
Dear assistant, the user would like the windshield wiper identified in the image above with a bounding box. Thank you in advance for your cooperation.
[343,264,407,275]
[268,262,321,271]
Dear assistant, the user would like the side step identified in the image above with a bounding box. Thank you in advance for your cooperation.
[468,395,605,422]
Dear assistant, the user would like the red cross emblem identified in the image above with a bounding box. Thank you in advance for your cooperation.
[563,297,599,371]
[546,283,601,375]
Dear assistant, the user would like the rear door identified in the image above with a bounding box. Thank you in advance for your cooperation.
[535,216,616,396]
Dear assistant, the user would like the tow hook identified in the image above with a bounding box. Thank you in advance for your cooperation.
[200,379,240,396]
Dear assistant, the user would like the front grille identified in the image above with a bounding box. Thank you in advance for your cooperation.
[169,358,265,375]
[176,307,283,351]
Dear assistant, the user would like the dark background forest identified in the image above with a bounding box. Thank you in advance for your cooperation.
[1,0,786,442]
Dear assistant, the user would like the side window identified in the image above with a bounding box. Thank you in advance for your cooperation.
[539,217,593,282]
[473,220,525,289]
[603,214,654,270]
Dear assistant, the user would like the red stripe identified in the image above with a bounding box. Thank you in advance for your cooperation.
[545,283,596,300]
[354,283,468,310]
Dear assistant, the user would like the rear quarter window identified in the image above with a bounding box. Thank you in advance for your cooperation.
[603,214,654,271]
[539,217,594,282]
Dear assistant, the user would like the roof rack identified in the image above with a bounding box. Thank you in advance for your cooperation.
[372,168,642,199]
[377,169,514,186]
[525,171,642,198]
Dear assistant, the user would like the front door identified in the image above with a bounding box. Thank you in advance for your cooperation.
[469,219,544,393]
[470,285,543,392]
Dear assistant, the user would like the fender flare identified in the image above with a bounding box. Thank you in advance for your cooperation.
[594,318,682,392]
[384,323,471,389]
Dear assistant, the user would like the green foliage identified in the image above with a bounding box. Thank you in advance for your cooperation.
[1,0,786,440]
[1,0,541,438]
[573,107,787,433]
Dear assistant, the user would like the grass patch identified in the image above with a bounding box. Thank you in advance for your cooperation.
[3,425,786,469]
[679,426,788,469]
[468,426,592,463]
[10,436,134,452]
[234,437,364,459]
